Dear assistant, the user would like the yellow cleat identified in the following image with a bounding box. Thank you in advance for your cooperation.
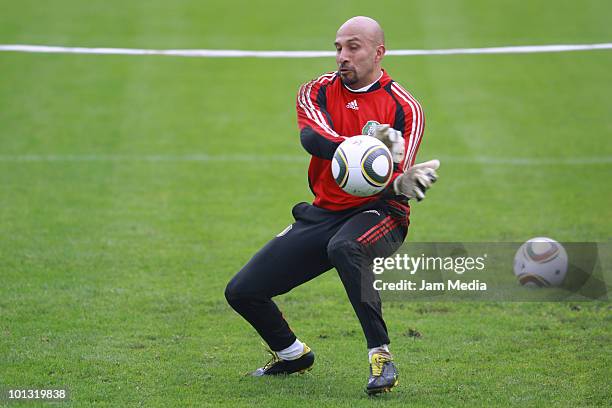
[251,344,315,376]
[366,352,399,395]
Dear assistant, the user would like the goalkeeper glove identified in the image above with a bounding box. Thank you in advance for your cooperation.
[373,124,405,163]
[393,159,440,201]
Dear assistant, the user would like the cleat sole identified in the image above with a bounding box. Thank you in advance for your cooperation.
[365,379,399,395]
[297,365,314,374]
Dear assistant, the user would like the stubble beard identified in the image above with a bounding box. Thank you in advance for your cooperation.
[339,70,359,86]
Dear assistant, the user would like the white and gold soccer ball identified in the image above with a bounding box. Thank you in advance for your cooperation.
[331,136,393,197]
[513,237,568,287]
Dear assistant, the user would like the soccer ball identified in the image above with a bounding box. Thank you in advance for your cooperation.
[513,237,568,287]
[331,136,393,197]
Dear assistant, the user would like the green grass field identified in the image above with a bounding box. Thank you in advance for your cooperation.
[1,0,611,406]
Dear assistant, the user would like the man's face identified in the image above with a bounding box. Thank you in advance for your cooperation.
[334,33,378,87]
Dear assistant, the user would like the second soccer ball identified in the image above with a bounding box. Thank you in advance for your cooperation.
[513,237,568,287]
[331,136,393,197]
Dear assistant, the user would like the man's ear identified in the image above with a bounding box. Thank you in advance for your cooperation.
[375,44,386,63]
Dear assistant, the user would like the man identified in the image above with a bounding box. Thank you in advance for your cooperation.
[225,16,439,394]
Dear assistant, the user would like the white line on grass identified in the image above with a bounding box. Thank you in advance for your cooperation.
[1,43,611,58]
[0,154,610,165]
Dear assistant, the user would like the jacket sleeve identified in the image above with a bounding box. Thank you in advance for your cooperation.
[296,76,346,160]
[390,81,425,171]
[381,81,426,198]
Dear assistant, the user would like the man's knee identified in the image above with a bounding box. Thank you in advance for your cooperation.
[224,277,241,307]
[327,239,365,268]
[225,266,270,309]
[224,274,254,309]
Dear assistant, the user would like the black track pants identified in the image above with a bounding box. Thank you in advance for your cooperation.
[225,200,408,350]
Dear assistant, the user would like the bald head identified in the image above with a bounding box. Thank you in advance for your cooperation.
[337,16,385,47]
[334,16,386,89]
